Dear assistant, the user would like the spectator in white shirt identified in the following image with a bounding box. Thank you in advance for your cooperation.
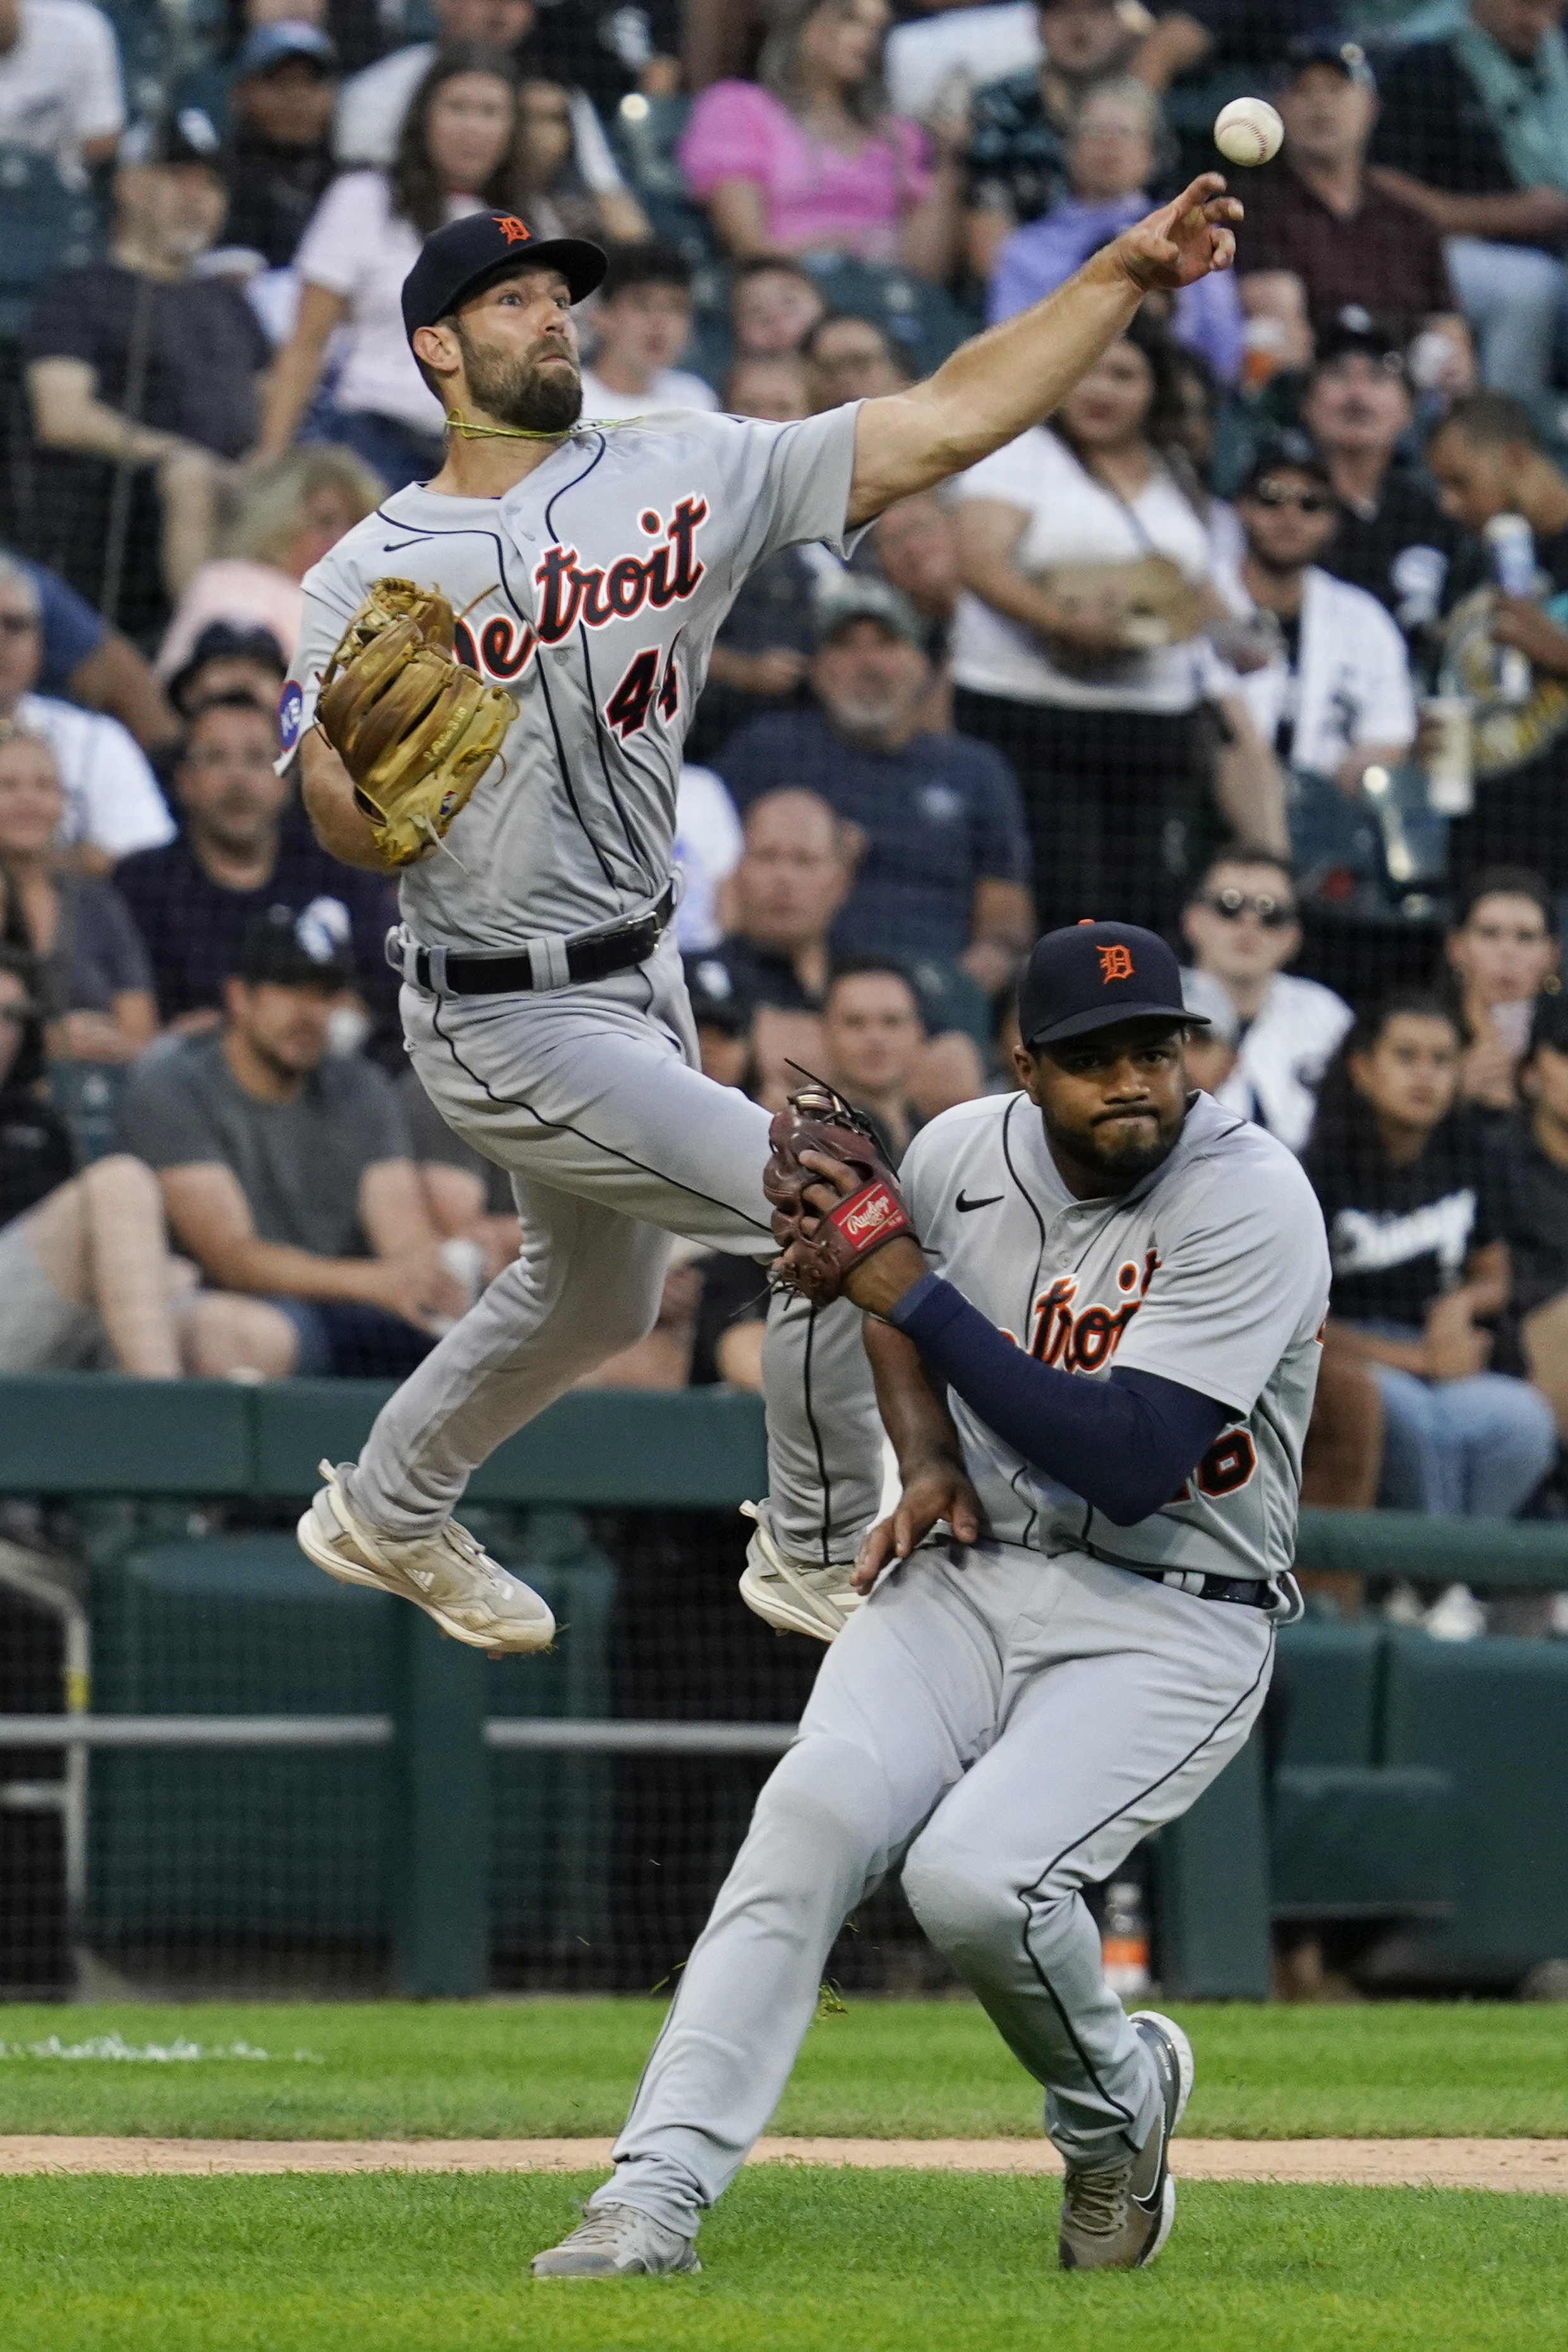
[578,244,718,421]
[0,555,172,869]
[673,764,744,953]
[1181,847,1353,1153]
[950,311,1284,931]
[258,44,535,486]
[0,0,124,188]
[886,2,1042,123]
[335,0,642,238]
[1228,445,1417,799]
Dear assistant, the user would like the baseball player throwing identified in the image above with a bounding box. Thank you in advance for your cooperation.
[533,922,1329,2277]
[288,189,1242,1655]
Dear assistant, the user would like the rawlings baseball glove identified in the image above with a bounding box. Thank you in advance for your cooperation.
[316,577,517,867]
[765,1075,917,1308]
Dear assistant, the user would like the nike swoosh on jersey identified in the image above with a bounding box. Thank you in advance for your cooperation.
[955,1191,1004,1213]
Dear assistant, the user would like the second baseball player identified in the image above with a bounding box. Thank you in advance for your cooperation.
[533,921,1330,2278]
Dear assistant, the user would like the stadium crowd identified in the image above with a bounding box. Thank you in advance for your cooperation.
[7,0,1568,1612]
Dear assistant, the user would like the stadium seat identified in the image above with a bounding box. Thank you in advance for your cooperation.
[1270,1763,1455,1922]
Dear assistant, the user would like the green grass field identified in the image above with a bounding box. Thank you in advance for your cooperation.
[3,2001,1566,2351]
[1,1998,1565,2140]
[3,2173,1564,2352]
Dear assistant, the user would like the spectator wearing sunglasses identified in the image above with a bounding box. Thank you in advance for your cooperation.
[1227,445,1417,813]
[1180,848,1352,1154]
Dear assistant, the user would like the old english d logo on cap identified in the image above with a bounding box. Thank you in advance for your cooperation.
[1016,920,1209,1049]
[493,215,531,243]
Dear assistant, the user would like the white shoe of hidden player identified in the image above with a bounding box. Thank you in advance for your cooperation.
[298,1461,555,1654]
[737,1500,865,1643]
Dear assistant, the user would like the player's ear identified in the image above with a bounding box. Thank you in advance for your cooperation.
[1013,1045,1044,1103]
[411,321,461,390]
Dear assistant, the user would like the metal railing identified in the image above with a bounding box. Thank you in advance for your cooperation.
[0,1717,797,1753]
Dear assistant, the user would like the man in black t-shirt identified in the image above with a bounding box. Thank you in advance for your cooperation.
[1425,391,1568,888]
[115,694,399,1051]
[1371,0,1568,394]
[1490,992,1568,1438]
[1302,327,1462,664]
[1303,989,1557,1512]
[24,113,272,622]
[222,24,339,272]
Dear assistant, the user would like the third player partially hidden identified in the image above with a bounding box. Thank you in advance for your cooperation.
[535,925,1329,2278]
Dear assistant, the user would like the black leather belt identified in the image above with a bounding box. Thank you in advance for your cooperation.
[396,884,675,995]
[1135,1566,1276,1609]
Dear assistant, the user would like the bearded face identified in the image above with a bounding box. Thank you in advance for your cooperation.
[452,314,584,434]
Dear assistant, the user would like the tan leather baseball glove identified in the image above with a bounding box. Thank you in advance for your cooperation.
[764,1076,915,1307]
[316,577,517,867]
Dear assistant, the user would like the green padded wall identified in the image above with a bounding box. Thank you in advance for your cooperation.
[1375,1634,1568,1986]
[87,1537,394,1946]
[84,1515,620,1970]
[1271,1622,1383,1768]
[487,1513,617,1968]
[1155,1734,1271,1999]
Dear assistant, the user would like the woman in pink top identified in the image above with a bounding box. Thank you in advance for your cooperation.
[679,0,960,283]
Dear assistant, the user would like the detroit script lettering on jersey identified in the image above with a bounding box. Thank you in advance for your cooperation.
[453,497,710,684]
[1027,1251,1160,1373]
[287,402,865,946]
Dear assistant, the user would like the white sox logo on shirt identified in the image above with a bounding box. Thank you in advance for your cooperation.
[450,497,708,742]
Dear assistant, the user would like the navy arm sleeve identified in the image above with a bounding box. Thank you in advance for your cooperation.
[888,1273,1231,1526]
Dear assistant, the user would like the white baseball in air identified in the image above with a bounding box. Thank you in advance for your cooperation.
[1212,97,1284,167]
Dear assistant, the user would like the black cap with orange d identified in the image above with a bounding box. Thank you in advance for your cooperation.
[401,210,606,341]
[1016,921,1209,1052]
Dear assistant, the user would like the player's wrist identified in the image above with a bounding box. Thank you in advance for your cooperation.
[845,1238,931,1318]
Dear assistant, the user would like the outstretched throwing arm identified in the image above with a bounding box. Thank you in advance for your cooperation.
[844,174,1241,528]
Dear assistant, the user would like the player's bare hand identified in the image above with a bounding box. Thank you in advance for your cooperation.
[1112,174,1240,292]
[852,1459,985,1592]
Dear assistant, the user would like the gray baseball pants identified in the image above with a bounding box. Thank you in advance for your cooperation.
[594,1541,1276,2238]
[346,936,883,1560]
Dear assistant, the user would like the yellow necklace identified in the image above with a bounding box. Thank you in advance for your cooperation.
[443,413,574,443]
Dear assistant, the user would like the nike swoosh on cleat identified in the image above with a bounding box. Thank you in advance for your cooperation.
[955,1191,1004,1213]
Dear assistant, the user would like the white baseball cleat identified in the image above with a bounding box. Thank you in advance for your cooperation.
[298,1461,555,1654]
[531,2204,700,2279]
[738,1500,864,1643]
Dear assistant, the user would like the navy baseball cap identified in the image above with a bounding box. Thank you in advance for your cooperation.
[1282,35,1376,93]
[1017,921,1210,1051]
[234,21,338,77]
[236,903,355,989]
[402,211,606,339]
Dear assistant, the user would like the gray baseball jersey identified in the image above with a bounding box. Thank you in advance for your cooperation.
[899,1086,1331,1581]
[281,404,863,950]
